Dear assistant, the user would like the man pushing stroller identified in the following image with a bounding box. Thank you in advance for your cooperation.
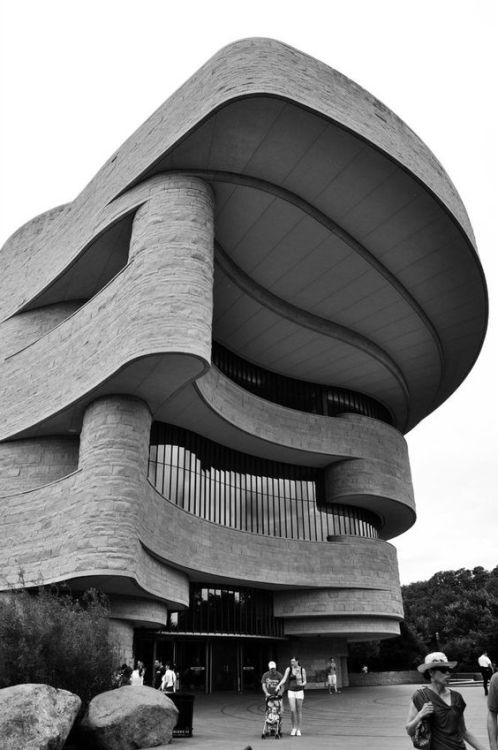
[261,661,284,739]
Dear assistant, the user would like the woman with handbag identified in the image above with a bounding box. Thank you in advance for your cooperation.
[406,652,487,749]
[277,656,307,737]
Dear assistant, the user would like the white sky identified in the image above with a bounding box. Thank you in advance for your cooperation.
[1,0,496,585]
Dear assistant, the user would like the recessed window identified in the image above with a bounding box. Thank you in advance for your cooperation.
[148,422,380,540]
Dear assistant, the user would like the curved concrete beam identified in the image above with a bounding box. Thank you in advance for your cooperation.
[215,240,411,407]
[0,176,214,441]
[0,395,404,635]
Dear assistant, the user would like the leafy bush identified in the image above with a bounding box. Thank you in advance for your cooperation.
[0,585,116,703]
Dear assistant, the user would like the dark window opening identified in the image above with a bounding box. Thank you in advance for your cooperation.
[149,422,380,540]
[212,341,392,424]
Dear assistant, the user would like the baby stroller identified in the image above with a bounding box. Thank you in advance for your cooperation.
[261,694,283,739]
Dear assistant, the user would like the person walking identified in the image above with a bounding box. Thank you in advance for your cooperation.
[261,661,283,698]
[277,657,306,737]
[130,660,146,686]
[406,652,487,750]
[161,662,176,693]
[326,657,340,694]
[488,670,498,750]
[478,650,493,696]
[153,659,165,689]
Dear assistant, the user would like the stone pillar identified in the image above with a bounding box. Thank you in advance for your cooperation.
[78,396,154,661]
[77,394,152,584]
[108,618,135,667]
[129,174,215,366]
[79,395,151,475]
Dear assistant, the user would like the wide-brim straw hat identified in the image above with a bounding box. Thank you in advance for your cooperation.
[417,652,458,673]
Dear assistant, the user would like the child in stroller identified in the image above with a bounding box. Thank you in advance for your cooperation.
[262,693,283,739]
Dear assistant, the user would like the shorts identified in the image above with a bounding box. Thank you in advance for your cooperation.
[287,689,304,709]
[327,674,337,686]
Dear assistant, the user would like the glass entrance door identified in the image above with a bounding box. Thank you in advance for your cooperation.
[136,633,276,693]
[210,640,238,691]
[176,640,207,693]
[241,641,263,692]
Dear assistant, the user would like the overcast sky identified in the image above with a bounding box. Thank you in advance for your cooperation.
[1,0,496,586]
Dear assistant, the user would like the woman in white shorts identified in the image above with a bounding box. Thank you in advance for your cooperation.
[277,657,307,736]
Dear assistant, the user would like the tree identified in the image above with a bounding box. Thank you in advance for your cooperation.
[349,567,498,672]
[0,585,116,703]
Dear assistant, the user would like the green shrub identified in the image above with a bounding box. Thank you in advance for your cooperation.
[0,585,116,703]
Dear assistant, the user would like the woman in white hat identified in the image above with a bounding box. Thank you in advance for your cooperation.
[406,652,487,749]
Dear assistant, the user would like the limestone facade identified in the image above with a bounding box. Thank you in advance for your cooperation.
[0,40,487,684]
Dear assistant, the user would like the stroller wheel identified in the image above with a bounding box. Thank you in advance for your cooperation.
[261,733,266,739]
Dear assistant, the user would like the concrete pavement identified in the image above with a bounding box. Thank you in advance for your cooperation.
[161,684,489,750]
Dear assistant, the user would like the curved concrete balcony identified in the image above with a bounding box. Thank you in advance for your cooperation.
[0,396,403,637]
[0,39,486,433]
[161,366,415,539]
[274,587,402,639]
[0,176,214,441]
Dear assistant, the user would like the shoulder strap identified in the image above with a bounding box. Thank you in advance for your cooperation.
[413,687,428,709]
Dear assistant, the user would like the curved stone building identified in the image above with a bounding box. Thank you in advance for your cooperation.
[0,39,487,691]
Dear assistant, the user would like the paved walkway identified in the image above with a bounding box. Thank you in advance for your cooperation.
[161,684,489,750]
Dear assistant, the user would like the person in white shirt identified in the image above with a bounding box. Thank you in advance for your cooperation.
[130,660,146,686]
[161,663,176,693]
[478,651,493,696]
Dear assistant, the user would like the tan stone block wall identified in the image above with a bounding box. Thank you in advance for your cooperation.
[0,396,189,623]
[0,145,408,640]
[0,437,78,495]
[198,367,411,463]
[273,587,403,620]
[0,394,404,636]
[0,302,83,359]
[108,618,135,666]
[0,175,214,440]
[276,637,349,689]
[282,615,401,638]
[142,482,401,590]
[109,595,168,627]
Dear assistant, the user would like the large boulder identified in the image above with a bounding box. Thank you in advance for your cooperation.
[0,683,82,750]
[79,685,178,749]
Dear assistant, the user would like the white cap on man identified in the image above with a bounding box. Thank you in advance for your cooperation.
[268,661,277,669]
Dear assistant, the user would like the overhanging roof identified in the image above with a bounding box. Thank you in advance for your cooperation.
[2,38,487,435]
[131,38,488,432]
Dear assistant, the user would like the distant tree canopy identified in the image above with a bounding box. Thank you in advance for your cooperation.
[349,566,498,672]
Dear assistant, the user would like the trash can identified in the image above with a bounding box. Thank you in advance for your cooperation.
[169,692,195,737]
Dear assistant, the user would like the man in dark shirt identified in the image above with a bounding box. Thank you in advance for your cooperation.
[153,659,165,689]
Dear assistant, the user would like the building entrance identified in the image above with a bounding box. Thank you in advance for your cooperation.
[135,633,277,694]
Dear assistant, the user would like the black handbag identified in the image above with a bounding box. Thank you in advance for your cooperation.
[412,689,432,749]
[412,719,431,748]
